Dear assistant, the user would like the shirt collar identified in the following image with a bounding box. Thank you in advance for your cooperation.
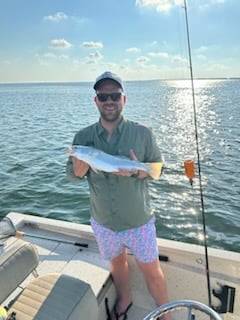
[96,117,126,136]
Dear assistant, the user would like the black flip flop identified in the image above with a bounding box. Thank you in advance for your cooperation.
[114,302,133,320]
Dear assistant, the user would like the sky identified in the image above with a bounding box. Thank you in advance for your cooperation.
[0,0,239,83]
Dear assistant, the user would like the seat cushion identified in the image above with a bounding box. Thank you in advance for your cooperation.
[0,239,39,304]
[8,273,99,320]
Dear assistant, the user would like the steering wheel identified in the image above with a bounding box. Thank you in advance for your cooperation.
[143,299,221,320]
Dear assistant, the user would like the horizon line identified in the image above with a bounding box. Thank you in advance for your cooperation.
[0,77,239,85]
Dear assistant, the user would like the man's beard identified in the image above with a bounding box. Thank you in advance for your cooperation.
[100,106,122,122]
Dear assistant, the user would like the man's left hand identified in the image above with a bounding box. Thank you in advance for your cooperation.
[113,149,148,178]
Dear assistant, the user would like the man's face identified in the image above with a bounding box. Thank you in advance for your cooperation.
[94,80,126,122]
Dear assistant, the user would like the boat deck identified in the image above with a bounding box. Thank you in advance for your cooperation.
[2,212,240,320]
[3,213,156,319]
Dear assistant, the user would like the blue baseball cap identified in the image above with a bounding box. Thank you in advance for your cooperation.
[93,71,124,91]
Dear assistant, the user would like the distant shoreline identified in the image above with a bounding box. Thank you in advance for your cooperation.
[0,77,240,85]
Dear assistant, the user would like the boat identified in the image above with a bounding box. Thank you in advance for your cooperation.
[0,211,239,319]
[0,0,238,317]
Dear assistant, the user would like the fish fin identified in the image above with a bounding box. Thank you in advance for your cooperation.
[146,162,164,180]
[68,146,73,156]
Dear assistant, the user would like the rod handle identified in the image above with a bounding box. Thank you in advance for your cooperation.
[15,231,24,238]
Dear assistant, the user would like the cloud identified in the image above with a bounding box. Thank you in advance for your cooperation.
[198,0,225,10]
[1,59,11,65]
[148,51,169,58]
[43,12,89,25]
[71,16,89,24]
[42,53,56,59]
[135,0,183,13]
[172,54,187,64]
[136,56,150,64]
[49,39,72,49]
[82,41,103,49]
[36,52,69,65]
[195,54,207,60]
[147,41,158,48]
[43,12,68,22]
[86,51,103,64]
[126,47,140,53]
[147,50,187,65]
[195,46,209,53]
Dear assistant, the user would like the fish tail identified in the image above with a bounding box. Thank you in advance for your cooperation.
[147,162,164,180]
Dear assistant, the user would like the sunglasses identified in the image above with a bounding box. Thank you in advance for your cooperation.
[96,92,122,102]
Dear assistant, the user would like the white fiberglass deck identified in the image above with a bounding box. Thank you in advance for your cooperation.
[2,212,240,320]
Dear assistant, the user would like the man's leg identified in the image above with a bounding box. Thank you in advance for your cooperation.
[137,258,171,320]
[137,258,168,305]
[90,218,132,318]
[110,249,132,319]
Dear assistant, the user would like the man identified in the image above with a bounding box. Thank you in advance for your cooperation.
[66,71,170,320]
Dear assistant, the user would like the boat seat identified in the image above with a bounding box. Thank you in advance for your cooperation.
[0,239,39,304]
[0,239,99,320]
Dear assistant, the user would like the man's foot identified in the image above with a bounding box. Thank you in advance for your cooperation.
[112,301,133,320]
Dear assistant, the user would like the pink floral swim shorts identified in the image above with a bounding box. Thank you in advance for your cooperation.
[90,217,159,263]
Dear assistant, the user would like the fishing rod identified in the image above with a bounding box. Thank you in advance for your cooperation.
[183,0,212,307]
[0,216,88,248]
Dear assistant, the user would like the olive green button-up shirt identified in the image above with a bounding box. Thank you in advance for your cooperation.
[66,119,162,231]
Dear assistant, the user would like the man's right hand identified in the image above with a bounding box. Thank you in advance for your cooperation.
[72,157,89,178]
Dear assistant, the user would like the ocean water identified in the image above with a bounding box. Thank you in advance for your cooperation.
[0,79,239,252]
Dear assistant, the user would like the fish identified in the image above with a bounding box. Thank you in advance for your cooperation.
[69,145,163,180]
